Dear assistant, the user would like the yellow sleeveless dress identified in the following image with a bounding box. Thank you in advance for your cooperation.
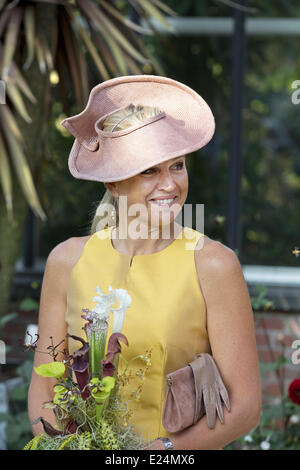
[65,225,212,444]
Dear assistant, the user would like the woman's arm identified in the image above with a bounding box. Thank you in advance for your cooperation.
[28,239,74,436]
[149,240,262,450]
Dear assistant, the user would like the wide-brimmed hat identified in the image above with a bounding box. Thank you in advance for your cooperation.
[60,74,215,183]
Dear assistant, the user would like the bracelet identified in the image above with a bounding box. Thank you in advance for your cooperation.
[158,437,174,450]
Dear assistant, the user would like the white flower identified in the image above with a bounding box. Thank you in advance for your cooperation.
[276,332,284,342]
[260,440,271,450]
[272,397,281,405]
[290,414,300,424]
[92,285,117,321]
[111,288,132,333]
[88,285,131,335]
[244,434,253,443]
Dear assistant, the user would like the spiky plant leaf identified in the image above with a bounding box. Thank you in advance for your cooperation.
[0,0,174,221]
[2,6,23,80]
[23,4,35,70]
[6,80,32,123]
[0,107,47,220]
[0,132,13,219]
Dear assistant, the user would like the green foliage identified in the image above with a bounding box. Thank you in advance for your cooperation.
[250,285,275,311]
[24,412,147,450]
[0,295,37,449]
[18,298,39,311]
[34,361,65,379]
[224,347,300,450]
[224,395,300,450]
[23,391,150,450]
[0,355,34,450]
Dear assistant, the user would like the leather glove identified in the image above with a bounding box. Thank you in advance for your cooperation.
[190,353,231,429]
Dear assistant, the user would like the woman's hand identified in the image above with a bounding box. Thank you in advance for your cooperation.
[142,438,167,450]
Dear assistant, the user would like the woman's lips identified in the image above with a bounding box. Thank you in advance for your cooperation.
[148,196,177,207]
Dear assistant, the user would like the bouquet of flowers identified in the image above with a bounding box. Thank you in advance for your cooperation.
[24,285,152,450]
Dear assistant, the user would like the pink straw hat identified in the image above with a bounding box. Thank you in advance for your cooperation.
[60,74,215,183]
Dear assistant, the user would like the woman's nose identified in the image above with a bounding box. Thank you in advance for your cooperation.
[157,171,177,190]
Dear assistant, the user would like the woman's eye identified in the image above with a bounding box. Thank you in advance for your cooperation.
[173,161,184,170]
[141,168,155,175]
[141,161,184,175]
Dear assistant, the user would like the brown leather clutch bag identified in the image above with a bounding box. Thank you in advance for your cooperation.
[162,353,231,433]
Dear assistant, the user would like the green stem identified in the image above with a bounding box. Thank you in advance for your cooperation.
[106,353,141,412]
[101,395,111,417]
[96,402,104,424]
[90,331,107,377]
[94,334,102,376]
[119,353,142,376]
[89,332,96,376]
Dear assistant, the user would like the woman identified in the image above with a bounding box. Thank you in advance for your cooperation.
[28,75,261,450]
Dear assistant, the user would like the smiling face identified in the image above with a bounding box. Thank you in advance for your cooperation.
[105,155,188,233]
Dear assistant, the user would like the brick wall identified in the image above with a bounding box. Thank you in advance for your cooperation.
[254,311,300,406]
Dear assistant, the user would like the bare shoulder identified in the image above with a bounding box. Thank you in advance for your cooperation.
[194,234,241,281]
[47,234,92,294]
[48,235,91,267]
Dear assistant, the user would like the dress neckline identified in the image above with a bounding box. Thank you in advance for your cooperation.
[107,225,185,265]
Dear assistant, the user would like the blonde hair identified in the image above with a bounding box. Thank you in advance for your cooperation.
[89,104,163,235]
